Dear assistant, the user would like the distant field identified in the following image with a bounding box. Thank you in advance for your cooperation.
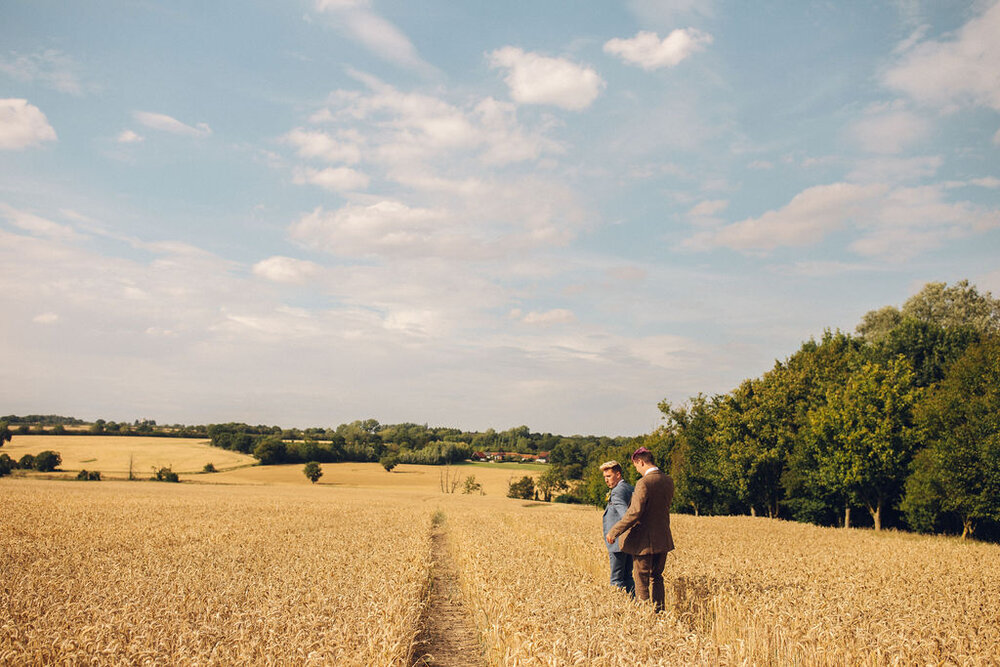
[2,435,256,476]
[1,436,540,494]
[209,461,539,497]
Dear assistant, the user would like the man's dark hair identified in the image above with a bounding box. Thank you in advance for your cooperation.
[631,450,654,465]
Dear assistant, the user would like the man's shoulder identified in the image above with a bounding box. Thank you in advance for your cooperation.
[612,481,633,497]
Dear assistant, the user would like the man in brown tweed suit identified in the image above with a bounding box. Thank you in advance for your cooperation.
[605,446,674,611]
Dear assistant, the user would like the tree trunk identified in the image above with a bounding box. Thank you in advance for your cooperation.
[844,505,851,529]
[869,500,882,531]
[750,506,757,517]
[962,519,975,539]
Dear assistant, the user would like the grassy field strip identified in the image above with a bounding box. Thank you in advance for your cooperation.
[0,480,431,665]
[445,502,1000,665]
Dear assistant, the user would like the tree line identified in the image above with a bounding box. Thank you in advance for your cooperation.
[575,280,1000,541]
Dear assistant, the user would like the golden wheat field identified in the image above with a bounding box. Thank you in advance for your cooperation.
[4,435,256,475]
[2,471,999,665]
[208,461,537,497]
[1,479,432,665]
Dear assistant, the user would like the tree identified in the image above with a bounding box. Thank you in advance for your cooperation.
[901,280,1000,334]
[253,436,287,465]
[536,466,568,502]
[380,453,399,472]
[658,396,726,516]
[856,305,903,343]
[870,317,978,387]
[303,461,323,484]
[507,475,535,500]
[0,421,12,447]
[806,358,922,530]
[0,453,12,477]
[33,450,62,472]
[904,337,1000,538]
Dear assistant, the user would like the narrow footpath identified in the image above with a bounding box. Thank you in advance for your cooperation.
[411,518,485,667]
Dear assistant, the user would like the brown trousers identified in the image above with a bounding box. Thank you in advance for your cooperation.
[632,552,668,611]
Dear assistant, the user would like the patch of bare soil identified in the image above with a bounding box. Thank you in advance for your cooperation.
[411,522,485,667]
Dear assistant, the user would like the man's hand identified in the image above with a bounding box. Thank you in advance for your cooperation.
[605,532,615,544]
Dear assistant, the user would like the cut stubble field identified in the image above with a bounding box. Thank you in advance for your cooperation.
[2,439,999,665]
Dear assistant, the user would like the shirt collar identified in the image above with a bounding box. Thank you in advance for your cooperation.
[643,466,660,476]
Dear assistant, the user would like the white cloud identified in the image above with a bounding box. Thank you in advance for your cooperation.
[489,47,604,111]
[521,308,576,326]
[849,104,929,154]
[846,155,942,184]
[971,176,1000,189]
[252,256,321,284]
[748,160,774,170]
[284,128,362,163]
[313,0,435,74]
[688,199,729,217]
[133,111,211,137]
[685,183,887,252]
[883,1,1000,112]
[774,260,880,277]
[290,201,447,257]
[117,129,144,144]
[293,166,370,191]
[603,29,712,70]
[0,99,57,150]
[0,203,78,241]
[302,76,559,171]
[33,312,60,324]
[685,182,1000,260]
[0,49,84,95]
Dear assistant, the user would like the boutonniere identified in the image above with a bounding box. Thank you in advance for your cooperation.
[604,491,611,503]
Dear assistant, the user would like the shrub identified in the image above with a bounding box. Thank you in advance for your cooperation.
[0,453,12,477]
[152,467,179,483]
[203,462,217,473]
[507,475,535,500]
[462,475,483,495]
[76,470,102,481]
[33,450,62,472]
[18,454,35,470]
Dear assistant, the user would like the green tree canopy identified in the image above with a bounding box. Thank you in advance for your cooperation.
[806,357,922,530]
[905,337,1000,538]
[303,461,323,484]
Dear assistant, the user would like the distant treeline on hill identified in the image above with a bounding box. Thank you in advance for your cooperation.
[1,414,631,474]
[206,421,630,471]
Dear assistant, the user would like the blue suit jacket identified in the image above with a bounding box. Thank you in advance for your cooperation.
[602,480,634,553]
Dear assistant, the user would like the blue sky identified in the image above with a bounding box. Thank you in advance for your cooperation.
[1,0,998,436]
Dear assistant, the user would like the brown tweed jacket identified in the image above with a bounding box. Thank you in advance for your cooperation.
[607,468,675,556]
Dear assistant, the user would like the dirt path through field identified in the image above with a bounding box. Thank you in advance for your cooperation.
[412,518,484,667]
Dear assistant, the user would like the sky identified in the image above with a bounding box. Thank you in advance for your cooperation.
[1,0,998,436]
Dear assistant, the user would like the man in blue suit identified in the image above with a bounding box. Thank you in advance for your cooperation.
[601,460,635,594]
